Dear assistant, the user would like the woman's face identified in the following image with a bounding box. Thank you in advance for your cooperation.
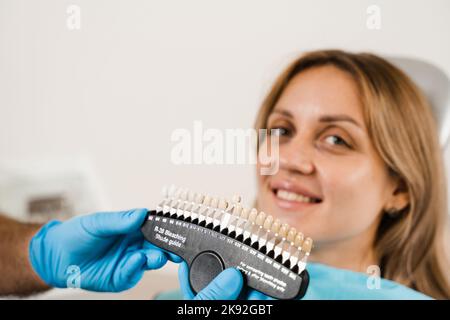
[256,66,399,247]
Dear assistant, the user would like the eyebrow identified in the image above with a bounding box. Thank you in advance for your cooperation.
[271,109,362,129]
[319,115,362,129]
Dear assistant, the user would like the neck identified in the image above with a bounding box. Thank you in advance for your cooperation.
[309,227,379,273]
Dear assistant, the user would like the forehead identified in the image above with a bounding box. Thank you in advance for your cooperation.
[274,65,364,124]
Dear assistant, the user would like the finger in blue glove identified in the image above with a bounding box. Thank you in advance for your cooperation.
[178,261,243,300]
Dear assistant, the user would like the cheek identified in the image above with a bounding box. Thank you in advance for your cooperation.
[256,146,273,190]
[318,157,387,239]
[255,158,265,186]
[256,162,270,207]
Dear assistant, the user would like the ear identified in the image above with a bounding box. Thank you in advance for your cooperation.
[384,176,409,213]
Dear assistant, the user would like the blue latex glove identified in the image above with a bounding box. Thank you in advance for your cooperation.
[178,261,431,300]
[178,261,244,300]
[29,208,182,292]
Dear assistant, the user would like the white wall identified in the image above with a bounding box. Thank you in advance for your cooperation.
[1,0,449,212]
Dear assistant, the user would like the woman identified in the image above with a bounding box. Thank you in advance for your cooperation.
[175,50,450,299]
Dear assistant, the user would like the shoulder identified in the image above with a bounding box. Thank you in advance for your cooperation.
[303,263,432,300]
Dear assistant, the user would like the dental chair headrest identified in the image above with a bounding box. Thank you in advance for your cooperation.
[387,57,450,149]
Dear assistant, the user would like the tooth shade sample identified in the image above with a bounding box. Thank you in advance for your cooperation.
[287,227,297,243]
[271,219,281,233]
[240,207,249,218]
[233,203,242,214]
[279,223,289,238]
[218,198,227,210]
[255,211,267,226]
[203,195,211,206]
[302,237,313,254]
[195,193,204,203]
[294,233,304,248]
[168,185,176,196]
[232,194,242,203]
[210,197,218,208]
[162,186,169,197]
[263,215,274,230]
[248,208,258,222]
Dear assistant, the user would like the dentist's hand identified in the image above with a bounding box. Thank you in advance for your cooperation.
[29,208,182,292]
[178,261,269,300]
[178,261,243,299]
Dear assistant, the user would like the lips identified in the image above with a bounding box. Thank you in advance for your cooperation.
[270,180,323,207]
[275,189,321,203]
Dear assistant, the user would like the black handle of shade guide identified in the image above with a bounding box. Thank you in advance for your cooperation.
[141,210,309,300]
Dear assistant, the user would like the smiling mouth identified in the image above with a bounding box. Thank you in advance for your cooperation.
[272,188,322,204]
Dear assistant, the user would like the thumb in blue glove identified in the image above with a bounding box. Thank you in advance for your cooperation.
[178,261,244,300]
[29,208,182,292]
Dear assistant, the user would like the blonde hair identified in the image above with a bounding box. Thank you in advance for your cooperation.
[254,50,450,299]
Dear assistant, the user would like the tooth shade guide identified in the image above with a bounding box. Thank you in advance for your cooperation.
[143,187,312,299]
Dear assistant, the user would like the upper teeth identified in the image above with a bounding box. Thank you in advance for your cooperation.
[276,189,317,203]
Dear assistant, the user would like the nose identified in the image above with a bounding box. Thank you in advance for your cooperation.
[279,138,315,175]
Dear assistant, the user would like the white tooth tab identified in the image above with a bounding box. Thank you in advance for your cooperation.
[210,197,218,208]
[232,194,242,203]
[287,227,297,243]
[271,219,281,234]
[203,195,211,206]
[294,233,304,248]
[255,211,267,226]
[174,187,182,198]
[162,185,169,197]
[302,237,313,254]
[168,185,176,196]
[263,215,274,230]
[248,208,258,222]
[240,207,249,218]
[195,193,204,203]
[279,223,289,238]
[233,203,243,215]
[218,198,227,210]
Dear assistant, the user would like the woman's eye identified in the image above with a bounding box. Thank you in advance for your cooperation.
[270,127,290,136]
[324,135,350,148]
